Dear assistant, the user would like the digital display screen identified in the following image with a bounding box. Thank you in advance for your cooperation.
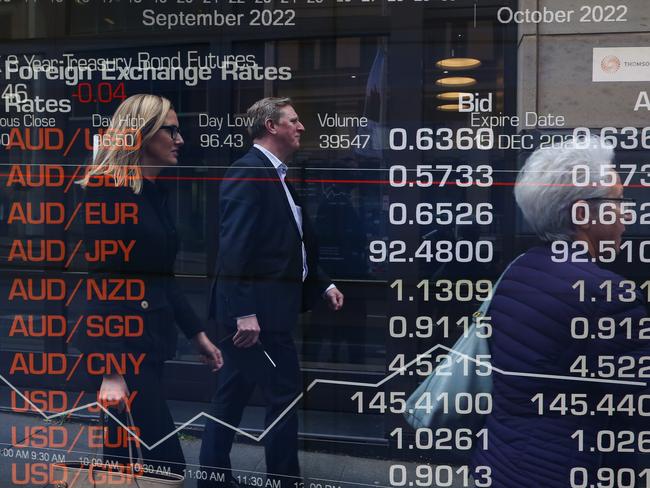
[1,1,649,487]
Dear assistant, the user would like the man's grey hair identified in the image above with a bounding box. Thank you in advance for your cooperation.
[514,136,615,242]
[246,97,293,140]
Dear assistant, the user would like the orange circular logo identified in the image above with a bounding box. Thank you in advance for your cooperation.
[601,55,621,74]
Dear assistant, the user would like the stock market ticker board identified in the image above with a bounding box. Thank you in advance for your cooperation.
[2,1,650,488]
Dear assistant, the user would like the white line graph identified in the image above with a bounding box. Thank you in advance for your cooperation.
[1,343,646,451]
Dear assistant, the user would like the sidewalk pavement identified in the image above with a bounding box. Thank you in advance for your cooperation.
[0,412,475,488]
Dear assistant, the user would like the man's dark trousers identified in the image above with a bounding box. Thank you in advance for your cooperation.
[198,332,301,488]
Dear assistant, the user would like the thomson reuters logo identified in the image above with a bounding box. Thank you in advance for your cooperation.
[601,55,621,74]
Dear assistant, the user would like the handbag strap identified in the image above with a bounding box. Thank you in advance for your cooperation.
[474,254,524,318]
[103,408,145,480]
[42,408,144,487]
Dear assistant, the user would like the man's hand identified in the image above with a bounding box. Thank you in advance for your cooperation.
[99,374,130,412]
[234,315,261,348]
[192,331,224,372]
[325,287,344,311]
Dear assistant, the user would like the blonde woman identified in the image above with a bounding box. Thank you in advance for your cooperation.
[78,94,222,474]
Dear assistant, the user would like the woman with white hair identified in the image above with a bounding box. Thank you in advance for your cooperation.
[471,137,649,487]
[78,94,223,475]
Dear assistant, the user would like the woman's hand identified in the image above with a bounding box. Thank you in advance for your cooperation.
[193,331,224,372]
[99,374,130,412]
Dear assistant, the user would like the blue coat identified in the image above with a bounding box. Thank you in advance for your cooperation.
[210,147,330,332]
[471,245,649,487]
[80,179,203,363]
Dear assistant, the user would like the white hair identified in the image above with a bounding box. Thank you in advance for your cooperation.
[514,137,615,242]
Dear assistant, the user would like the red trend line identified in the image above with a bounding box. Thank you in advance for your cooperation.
[1,172,649,188]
